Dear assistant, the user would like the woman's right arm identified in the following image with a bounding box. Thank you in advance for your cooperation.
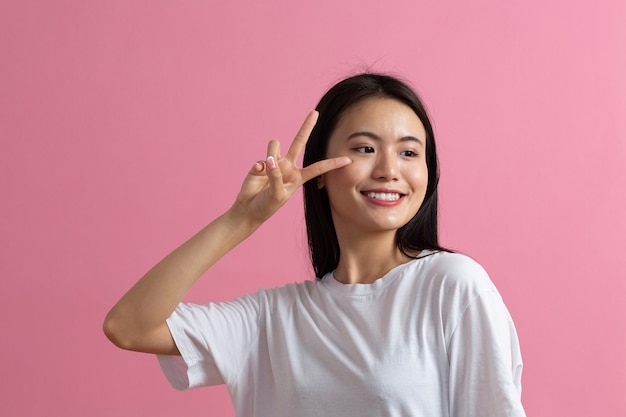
[102,205,261,355]
[102,111,351,355]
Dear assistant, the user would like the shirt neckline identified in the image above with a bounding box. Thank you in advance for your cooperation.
[320,250,438,297]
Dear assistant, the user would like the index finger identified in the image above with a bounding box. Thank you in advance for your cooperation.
[284,111,319,163]
[300,156,352,184]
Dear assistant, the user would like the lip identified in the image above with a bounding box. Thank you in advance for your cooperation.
[360,188,406,206]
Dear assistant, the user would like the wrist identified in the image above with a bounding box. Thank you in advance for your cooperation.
[224,202,264,236]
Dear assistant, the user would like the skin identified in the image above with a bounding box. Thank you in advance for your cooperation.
[321,97,429,284]
[103,111,351,355]
[103,100,428,354]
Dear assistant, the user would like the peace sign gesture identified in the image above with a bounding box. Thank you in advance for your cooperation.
[234,111,351,224]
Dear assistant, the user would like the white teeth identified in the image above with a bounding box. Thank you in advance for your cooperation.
[366,192,401,201]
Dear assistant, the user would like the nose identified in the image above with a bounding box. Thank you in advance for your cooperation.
[372,150,398,181]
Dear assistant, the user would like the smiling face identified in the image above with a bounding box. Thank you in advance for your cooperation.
[320,97,428,240]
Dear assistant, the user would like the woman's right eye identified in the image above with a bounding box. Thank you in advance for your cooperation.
[354,146,375,153]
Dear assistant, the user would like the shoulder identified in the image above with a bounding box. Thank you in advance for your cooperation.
[174,281,314,325]
[245,280,317,308]
[411,252,510,337]
[260,280,316,297]
[424,250,487,276]
[412,251,497,297]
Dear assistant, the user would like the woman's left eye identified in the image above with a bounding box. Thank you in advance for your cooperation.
[400,150,418,157]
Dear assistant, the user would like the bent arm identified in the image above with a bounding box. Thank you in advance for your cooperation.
[103,205,261,355]
[103,111,351,356]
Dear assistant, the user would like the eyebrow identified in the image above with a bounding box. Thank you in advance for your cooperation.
[347,131,424,147]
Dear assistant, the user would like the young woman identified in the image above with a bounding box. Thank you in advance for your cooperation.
[104,73,526,416]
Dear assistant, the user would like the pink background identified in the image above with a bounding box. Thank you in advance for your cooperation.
[1,1,625,416]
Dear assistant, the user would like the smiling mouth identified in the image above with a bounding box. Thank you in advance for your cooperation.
[363,192,402,201]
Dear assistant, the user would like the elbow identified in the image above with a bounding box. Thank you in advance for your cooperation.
[103,310,174,354]
[103,310,134,351]
[102,312,123,348]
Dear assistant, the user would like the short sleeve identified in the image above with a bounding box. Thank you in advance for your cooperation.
[157,293,262,390]
[447,290,526,417]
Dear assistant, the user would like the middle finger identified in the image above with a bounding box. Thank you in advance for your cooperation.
[285,111,319,163]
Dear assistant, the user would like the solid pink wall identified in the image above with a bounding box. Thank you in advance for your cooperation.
[1,1,624,416]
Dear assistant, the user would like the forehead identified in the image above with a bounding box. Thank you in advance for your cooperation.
[333,97,426,139]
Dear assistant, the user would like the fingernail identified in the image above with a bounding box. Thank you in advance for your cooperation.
[266,155,277,170]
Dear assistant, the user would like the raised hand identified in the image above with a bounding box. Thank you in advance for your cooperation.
[234,111,351,224]
[104,111,351,356]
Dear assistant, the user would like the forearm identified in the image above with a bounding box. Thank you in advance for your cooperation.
[103,111,351,353]
[103,203,261,351]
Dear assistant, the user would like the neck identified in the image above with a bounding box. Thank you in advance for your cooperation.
[333,230,414,284]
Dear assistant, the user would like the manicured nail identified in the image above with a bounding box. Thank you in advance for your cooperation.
[266,155,277,170]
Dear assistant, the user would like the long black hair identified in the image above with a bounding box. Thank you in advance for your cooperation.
[303,73,447,278]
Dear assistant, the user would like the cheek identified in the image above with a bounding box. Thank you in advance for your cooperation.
[322,164,363,190]
[403,163,428,188]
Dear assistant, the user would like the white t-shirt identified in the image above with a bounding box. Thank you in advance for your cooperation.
[158,251,526,417]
